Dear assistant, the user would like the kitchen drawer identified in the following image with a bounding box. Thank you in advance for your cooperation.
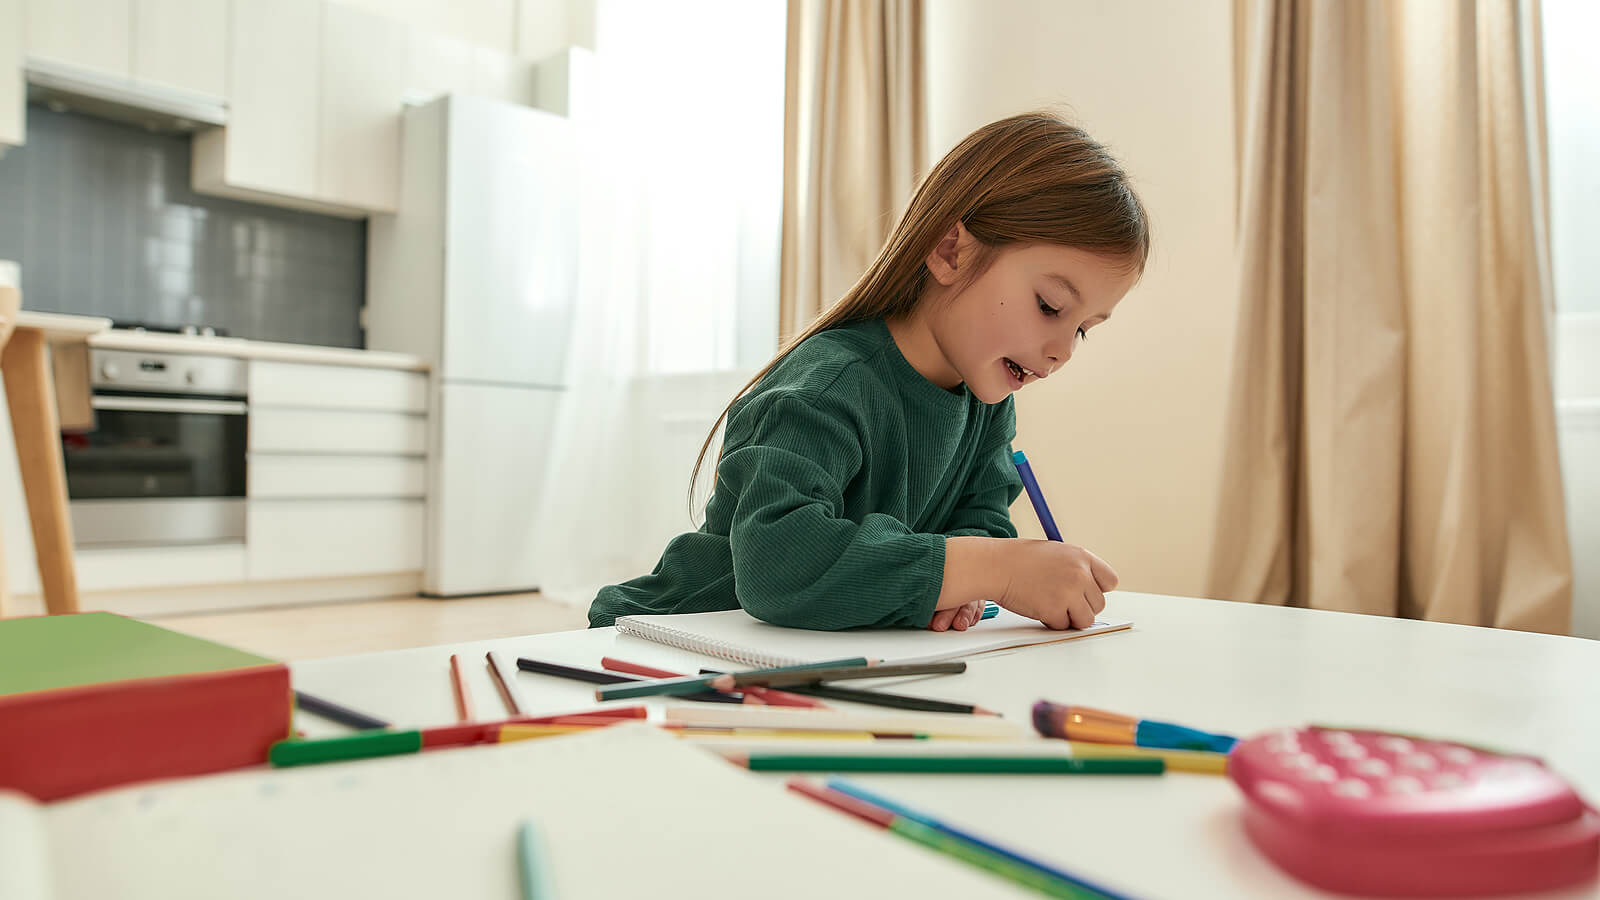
[250,408,427,455]
[77,542,247,592]
[249,456,425,499]
[250,360,428,413]
[247,499,423,580]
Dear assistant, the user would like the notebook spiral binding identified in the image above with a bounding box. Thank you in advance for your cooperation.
[615,616,805,669]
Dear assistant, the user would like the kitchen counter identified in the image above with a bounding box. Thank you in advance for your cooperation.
[88,330,429,371]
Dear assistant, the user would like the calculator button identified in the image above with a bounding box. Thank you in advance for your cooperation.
[1377,737,1413,753]
[1443,746,1477,765]
[1320,730,1357,745]
[1355,758,1392,777]
[1400,753,1439,771]
[1331,742,1367,759]
[1311,765,1339,783]
[1385,776,1425,794]
[1432,772,1465,790]
[1332,778,1372,798]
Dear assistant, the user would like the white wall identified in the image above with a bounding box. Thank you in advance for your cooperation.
[925,0,1238,599]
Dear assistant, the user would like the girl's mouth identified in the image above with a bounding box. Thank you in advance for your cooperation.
[1004,358,1031,386]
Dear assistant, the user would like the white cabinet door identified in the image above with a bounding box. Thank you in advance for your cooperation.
[247,499,424,580]
[193,0,320,199]
[131,0,226,97]
[0,0,22,147]
[249,456,426,499]
[402,28,475,107]
[25,0,132,77]
[317,1,407,212]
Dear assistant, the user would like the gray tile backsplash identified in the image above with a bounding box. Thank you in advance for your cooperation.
[0,105,366,348]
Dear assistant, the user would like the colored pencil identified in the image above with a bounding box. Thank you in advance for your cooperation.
[788,778,1119,900]
[270,729,422,767]
[824,778,1136,900]
[293,689,390,730]
[662,704,1028,739]
[486,650,530,715]
[729,753,1163,774]
[595,657,870,701]
[517,657,635,684]
[520,656,747,705]
[602,657,820,707]
[498,724,609,742]
[449,653,476,722]
[1065,740,1228,775]
[516,819,557,900]
[704,661,967,692]
[1012,450,1063,542]
[699,668,981,714]
[981,601,1000,620]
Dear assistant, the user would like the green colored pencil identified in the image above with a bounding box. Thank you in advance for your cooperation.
[889,818,1106,900]
[595,656,870,701]
[517,819,557,900]
[268,729,423,767]
[736,754,1164,774]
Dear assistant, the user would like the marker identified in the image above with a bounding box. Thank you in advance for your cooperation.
[1012,450,1062,541]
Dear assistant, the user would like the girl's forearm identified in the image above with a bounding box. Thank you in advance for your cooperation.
[936,536,1008,610]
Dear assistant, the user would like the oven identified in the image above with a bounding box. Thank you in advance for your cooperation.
[63,348,249,547]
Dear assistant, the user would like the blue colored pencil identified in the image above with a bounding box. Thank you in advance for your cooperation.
[517,819,557,900]
[825,778,1138,900]
[981,601,999,620]
[1012,451,1063,541]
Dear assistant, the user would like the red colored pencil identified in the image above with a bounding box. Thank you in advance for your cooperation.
[449,653,475,722]
[785,777,896,827]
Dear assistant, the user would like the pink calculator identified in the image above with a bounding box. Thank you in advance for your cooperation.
[1229,726,1599,896]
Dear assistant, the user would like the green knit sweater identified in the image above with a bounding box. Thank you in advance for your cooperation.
[587,318,1022,630]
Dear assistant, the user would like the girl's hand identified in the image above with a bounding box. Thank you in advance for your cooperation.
[996,540,1117,630]
[927,598,985,632]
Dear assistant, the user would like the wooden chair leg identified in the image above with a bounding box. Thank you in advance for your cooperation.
[1,329,79,614]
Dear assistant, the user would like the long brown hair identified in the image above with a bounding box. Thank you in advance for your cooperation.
[690,111,1151,502]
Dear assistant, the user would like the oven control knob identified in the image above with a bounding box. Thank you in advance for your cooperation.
[100,361,120,380]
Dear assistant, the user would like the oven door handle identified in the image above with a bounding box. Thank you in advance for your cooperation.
[90,396,248,416]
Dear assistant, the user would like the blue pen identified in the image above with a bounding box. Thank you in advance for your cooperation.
[981,601,999,620]
[1012,450,1063,541]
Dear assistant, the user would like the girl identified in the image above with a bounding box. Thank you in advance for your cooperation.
[589,112,1150,632]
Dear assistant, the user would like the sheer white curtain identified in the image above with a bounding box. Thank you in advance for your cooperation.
[1543,0,1600,638]
[530,0,785,610]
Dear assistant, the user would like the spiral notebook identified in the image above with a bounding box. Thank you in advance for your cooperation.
[614,606,1133,668]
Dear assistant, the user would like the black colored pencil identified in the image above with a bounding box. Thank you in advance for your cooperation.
[518,657,744,704]
[517,657,634,684]
[293,689,390,730]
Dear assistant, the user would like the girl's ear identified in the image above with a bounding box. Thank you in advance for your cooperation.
[924,221,972,286]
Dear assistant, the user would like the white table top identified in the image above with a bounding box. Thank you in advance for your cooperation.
[292,591,1600,900]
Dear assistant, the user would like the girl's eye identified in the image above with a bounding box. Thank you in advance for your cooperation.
[1076,327,1088,343]
[1036,295,1060,317]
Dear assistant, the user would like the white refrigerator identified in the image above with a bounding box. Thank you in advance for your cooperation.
[366,95,577,596]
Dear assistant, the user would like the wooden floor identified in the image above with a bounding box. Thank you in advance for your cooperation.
[150,592,589,661]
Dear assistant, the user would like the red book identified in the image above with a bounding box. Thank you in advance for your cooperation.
[0,612,291,801]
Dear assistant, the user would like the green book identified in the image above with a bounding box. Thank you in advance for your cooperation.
[0,612,277,696]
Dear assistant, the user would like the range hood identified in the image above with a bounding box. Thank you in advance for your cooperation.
[25,57,227,134]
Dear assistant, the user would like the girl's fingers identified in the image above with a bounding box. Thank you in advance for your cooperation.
[1086,551,1119,591]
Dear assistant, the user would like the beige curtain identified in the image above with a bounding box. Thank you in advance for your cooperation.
[1211,0,1573,633]
[780,0,925,343]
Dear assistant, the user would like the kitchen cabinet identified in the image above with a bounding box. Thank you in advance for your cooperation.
[131,0,226,98]
[245,359,428,582]
[1,0,22,148]
[191,0,327,209]
[25,0,132,78]
[316,1,408,212]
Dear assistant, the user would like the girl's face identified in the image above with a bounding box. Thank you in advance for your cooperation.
[910,224,1139,405]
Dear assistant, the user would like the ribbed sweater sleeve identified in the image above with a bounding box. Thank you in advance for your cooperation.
[719,393,944,630]
[940,400,1024,539]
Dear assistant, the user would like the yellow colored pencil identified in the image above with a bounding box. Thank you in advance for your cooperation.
[676,729,879,742]
[1066,740,1229,774]
[498,724,605,743]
